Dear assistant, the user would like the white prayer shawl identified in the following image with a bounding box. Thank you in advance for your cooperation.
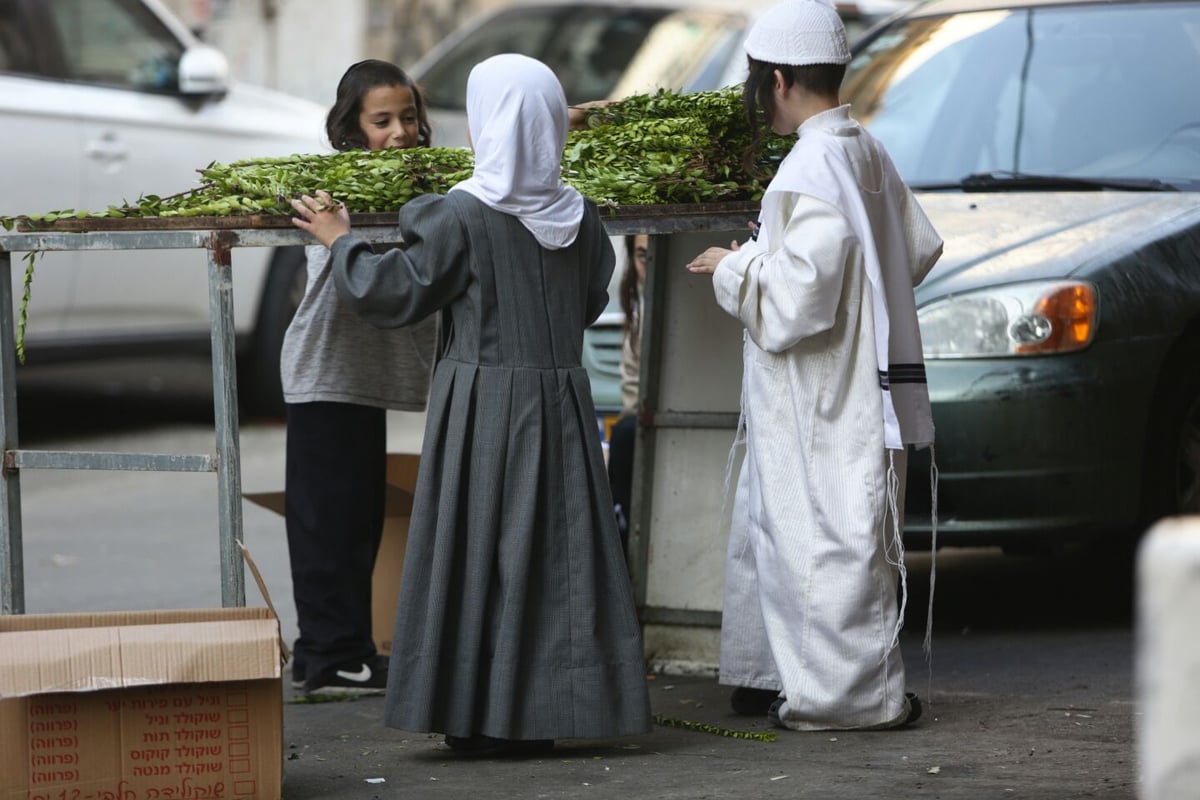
[758,106,942,449]
[711,106,941,731]
[450,53,585,250]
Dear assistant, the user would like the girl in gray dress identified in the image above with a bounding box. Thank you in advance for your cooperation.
[289,54,652,756]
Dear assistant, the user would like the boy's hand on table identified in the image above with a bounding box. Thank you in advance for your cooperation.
[686,240,740,275]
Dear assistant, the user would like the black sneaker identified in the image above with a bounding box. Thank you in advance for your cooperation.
[303,654,388,697]
[767,696,785,728]
[731,686,780,716]
[903,692,923,725]
[289,654,306,690]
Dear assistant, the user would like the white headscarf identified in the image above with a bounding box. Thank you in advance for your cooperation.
[449,54,585,250]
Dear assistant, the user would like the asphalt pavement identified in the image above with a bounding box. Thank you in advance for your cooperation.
[281,624,1135,800]
[11,359,1138,799]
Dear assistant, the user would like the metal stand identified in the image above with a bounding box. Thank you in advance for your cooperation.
[0,202,755,616]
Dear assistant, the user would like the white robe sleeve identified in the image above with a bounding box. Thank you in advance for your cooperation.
[712,192,860,354]
[901,189,943,285]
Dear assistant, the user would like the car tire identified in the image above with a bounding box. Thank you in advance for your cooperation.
[1140,334,1200,526]
[239,246,306,420]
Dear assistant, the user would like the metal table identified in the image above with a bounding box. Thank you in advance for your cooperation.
[0,203,757,625]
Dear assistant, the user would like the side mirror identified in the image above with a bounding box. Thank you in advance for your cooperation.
[178,45,230,96]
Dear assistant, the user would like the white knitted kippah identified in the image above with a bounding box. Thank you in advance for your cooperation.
[744,0,852,66]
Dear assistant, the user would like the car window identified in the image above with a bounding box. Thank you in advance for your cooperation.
[419,8,557,108]
[610,9,748,97]
[845,3,1200,188]
[544,10,671,101]
[419,6,674,108]
[682,21,746,93]
[45,0,184,91]
[0,0,33,73]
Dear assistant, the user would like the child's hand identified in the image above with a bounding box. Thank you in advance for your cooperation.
[290,190,351,248]
[686,240,740,275]
[567,100,615,131]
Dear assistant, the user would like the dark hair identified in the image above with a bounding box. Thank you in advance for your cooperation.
[620,235,644,345]
[326,59,432,151]
[741,57,845,177]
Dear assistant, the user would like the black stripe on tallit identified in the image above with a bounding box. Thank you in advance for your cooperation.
[878,363,927,389]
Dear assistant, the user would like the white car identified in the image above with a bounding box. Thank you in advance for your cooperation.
[0,0,328,415]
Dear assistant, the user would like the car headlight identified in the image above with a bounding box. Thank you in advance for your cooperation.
[918,280,1097,358]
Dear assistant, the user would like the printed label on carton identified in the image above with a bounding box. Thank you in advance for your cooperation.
[3,682,280,800]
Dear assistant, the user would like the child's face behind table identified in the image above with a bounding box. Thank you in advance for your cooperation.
[633,234,650,283]
[359,84,420,151]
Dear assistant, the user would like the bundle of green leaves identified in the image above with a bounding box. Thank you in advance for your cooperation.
[2,86,793,228]
[568,87,792,205]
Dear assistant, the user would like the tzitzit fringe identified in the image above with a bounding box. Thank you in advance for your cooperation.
[924,445,939,703]
[883,449,907,652]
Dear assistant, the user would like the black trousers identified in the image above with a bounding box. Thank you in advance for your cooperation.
[285,401,386,683]
[606,414,637,553]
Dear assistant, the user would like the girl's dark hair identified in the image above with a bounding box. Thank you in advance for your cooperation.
[326,59,432,151]
[741,57,845,177]
[620,235,643,345]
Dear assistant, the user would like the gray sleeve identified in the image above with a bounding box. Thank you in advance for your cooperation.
[330,194,471,328]
[585,206,615,325]
[303,243,328,287]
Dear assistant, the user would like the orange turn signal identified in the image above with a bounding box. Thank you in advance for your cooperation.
[1015,283,1097,354]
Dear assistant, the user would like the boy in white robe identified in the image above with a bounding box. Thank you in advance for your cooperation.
[687,0,942,731]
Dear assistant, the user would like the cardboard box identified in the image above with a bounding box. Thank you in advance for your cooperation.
[244,452,417,655]
[0,607,283,799]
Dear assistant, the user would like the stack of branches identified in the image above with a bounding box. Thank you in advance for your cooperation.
[2,87,794,227]
[568,87,793,206]
[134,147,476,218]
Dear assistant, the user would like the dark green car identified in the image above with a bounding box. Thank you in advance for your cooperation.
[845,0,1200,549]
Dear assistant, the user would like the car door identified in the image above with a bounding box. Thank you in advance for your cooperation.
[39,0,221,344]
[0,0,83,341]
